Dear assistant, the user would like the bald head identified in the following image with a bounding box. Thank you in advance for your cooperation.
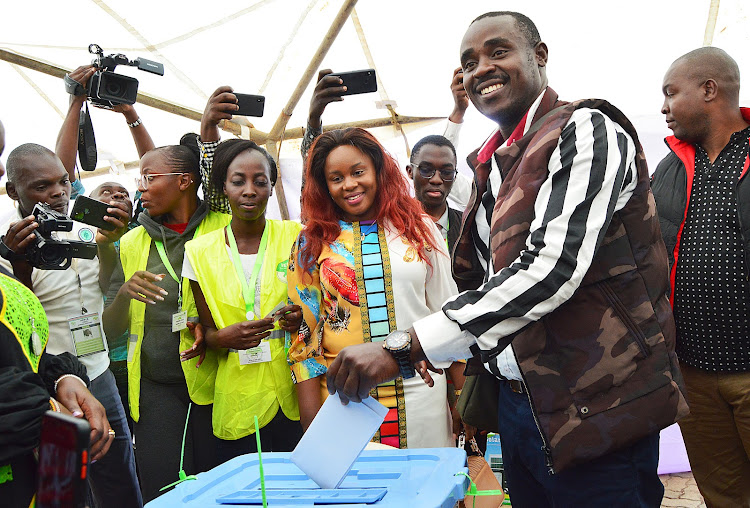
[670,47,741,105]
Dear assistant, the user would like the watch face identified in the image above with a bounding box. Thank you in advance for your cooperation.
[386,331,410,350]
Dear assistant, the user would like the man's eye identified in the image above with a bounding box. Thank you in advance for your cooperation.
[463,62,476,71]
[492,49,507,58]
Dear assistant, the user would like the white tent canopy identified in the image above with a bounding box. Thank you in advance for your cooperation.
[1,0,748,217]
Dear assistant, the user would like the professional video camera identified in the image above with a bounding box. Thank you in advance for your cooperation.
[86,43,164,109]
[0,203,98,270]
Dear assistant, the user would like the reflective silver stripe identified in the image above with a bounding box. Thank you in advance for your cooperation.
[268,329,285,340]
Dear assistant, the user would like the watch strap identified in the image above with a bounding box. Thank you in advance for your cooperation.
[0,236,25,262]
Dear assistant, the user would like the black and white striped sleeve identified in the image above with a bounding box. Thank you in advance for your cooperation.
[413,108,638,367]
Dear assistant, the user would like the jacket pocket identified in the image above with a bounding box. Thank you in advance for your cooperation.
[598,280,651,358]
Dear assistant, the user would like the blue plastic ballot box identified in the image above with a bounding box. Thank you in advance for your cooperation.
[146,448,469,507]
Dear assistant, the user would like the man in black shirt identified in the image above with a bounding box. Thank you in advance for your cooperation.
[651,47,750,506]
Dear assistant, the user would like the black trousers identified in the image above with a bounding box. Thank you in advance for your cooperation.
[134,378,219,503]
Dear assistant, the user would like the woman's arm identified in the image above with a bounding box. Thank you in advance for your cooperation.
[296,378,323,431]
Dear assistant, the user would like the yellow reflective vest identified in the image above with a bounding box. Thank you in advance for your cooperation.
[184,219,301,440]
[120,211,230,422]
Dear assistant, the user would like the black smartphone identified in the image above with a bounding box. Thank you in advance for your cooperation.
[36,411,91,508]
[70,195,115,231]
[327,69,377,96]
[234,93,265,117]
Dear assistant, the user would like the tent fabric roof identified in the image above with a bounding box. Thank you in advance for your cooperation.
[1,0,748,214]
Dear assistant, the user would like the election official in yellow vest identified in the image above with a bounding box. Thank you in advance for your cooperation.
[103,138,229,502]
[183,139,302,463]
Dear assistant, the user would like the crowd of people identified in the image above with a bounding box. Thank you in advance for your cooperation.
[1,9,749,508]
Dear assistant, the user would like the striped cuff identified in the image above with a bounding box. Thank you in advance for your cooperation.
[412,310,475,369]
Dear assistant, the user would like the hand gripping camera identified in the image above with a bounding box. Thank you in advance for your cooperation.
[86,43,164,109]
[0,203,98,270]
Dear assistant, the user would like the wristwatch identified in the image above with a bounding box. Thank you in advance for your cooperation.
[383,330,416,379]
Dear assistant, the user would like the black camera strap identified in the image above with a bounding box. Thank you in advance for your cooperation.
[78,102,98,172]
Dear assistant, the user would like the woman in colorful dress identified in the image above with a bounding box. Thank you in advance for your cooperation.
[183,139,303,463]
[287,127,461,449]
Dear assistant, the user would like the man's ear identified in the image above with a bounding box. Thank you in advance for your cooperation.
[6,182,18,202]
[534,42,549,68]
[703,79,718,102]
[406,164,414,179]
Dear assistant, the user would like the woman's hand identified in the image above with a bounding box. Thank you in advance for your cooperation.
[216,317,275,350]
[117,271,166,305]
[277,304,302,332]
[180,321,206,367]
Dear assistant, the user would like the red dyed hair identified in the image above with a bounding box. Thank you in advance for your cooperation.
[299,128,439,272]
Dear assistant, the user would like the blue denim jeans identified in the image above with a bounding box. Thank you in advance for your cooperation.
[88,368,143,507]
[497,382,663,508]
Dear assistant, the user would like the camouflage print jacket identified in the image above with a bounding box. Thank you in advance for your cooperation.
[454,89,689,473]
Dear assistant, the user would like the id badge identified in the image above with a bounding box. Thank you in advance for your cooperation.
[238,341,272,365]
[172,310,188,333]
[68,313,106,357]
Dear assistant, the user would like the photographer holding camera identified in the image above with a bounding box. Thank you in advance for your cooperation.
[0,144,142,507]
[58,64,155,200]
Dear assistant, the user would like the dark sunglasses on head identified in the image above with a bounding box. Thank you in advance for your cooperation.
[410,163,457,182]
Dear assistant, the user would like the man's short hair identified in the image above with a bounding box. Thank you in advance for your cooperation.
[471,11,541,48]
[410,135,457,164]
[6,143,56,184]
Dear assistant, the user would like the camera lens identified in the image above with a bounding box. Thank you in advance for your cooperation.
[105,81,122,97]
[39,243,66,267]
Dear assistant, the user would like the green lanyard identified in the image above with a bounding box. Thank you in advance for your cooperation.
[226,223,268,321]
[154,240,182,311]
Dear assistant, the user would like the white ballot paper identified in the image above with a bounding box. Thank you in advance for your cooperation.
[290,392,388,489]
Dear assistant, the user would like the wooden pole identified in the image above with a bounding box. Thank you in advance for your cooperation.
[703,0,721,46]
[266,0,359,141]
[0,48,243,129]
[264,140,291,220]
[264,0,359,219]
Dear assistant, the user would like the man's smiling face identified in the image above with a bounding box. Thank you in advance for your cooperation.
[460,15,548,130]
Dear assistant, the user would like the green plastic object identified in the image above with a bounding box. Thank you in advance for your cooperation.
[254,415,267,508]
[454,472,505,508]
[160,403,198,492]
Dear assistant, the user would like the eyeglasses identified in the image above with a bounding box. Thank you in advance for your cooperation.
[409,163,457,182]
[134,173,188,190]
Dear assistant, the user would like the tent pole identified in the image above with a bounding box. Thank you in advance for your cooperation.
[350,8,411,157]
[703,0,721,46]
[265,0,359,219]
[267,0,359,142]
[265,140,291,220]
